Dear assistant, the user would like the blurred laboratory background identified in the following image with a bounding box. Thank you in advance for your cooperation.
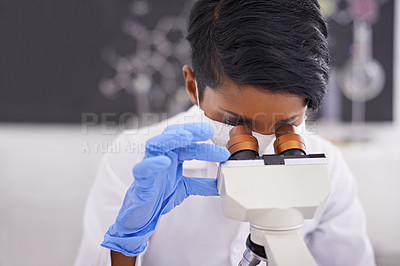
[0,0,399,265]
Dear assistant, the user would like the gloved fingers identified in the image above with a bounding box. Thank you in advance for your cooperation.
[117,195,164,231]
[145,123,214,154]
[163,123,214,141]
[120,156,171,229]
[178,143,231,162]
[132,155,171,188]
[182,176,219,196]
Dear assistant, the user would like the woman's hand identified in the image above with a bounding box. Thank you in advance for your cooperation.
[101,123,230,257]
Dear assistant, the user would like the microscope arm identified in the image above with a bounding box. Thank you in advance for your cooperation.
[251,226,317,266]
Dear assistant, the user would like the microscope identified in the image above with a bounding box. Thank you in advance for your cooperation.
[217,125,331,266]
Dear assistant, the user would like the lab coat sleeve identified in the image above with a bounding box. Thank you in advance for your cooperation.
[74,134,147,266]
[306,143,376,266]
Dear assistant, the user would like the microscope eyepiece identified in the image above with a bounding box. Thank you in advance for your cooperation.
[226,124,307,159]
[227,125,259,160]
[273,125,306,155]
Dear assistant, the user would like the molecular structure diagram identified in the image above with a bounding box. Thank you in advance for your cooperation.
[99,0,195,113]
[318,0,389,25]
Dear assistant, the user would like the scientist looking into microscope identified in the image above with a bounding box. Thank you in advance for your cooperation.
[75,0,376,265]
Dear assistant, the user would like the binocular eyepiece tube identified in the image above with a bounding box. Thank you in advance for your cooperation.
[227,124,306,160]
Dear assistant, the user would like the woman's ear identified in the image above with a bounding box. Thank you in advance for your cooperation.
[182,65,198,105]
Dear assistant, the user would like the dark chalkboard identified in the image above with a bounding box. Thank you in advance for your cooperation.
[0,0,394,123]
[0,0,193,123]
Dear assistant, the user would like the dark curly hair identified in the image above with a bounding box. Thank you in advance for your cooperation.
[186,0,330,110]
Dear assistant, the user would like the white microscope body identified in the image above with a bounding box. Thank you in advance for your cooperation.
[217,153,330,265]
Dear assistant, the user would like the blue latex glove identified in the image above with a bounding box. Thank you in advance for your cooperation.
[101,122,231,257]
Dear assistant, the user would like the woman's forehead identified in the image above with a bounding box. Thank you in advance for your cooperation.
[202,83,307,120]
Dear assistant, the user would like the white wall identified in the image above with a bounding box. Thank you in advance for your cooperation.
[0,125,115,266]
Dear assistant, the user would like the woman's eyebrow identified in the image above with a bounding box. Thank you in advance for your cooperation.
[219,107,301,126]
[274,115,300,126]
[219,108,254,124]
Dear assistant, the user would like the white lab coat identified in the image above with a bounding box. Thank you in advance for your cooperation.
[75,105,376,266]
